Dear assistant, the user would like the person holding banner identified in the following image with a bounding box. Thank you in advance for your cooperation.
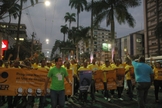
[114,59,125,100]
[125,60,133,100]
[44,57,71,108]
[88,59,99,102]
[7,61,22,108]
[70,59,79,95]
[101,60,114,102]
[78,61,91,104]
[127,54,153,108]
[153,62,162,103]
[64,62,73,103]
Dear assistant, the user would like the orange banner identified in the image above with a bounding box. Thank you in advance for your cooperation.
[116,68,125,76]
[0,68,72,96]
[94,70,104,90]
[105,70,117,90]
[130,67,134,75]
[64,69,73,95]
[157,69,162,80]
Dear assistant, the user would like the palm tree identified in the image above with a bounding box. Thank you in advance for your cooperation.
[69,0,87,28]
[79,26,91,51]
[86,0,141,47]
[60,24,69,42]
[155,21,162,55]
[64,12,76,29]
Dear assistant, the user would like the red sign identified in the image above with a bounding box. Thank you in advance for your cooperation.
[2,40,8,50]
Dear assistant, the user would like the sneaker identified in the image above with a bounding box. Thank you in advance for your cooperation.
[108,98,111,102]
[104,97,107,100]
[118,98,123,101]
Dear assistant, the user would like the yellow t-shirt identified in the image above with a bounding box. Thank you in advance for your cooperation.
[125,64,132,80]
[71,64,78,75]
[78,66,90,71]
[88,64,99,79]
[32,63,38,69]
[37,66,48,71]
[101,66,114,82]
[153,68,162,80]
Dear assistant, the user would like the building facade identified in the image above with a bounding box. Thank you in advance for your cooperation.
[116,30,144,61]
[78,27,116,62]
[0,22,27,46]
[144,0,162,57]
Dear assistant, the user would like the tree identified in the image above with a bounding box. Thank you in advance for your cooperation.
[86,0,141,61]
[69,0,87,28]
[64,12,76,29]
[155,21,162,55]
[86,0,141,47]
[16,0,39,59]
[60,24,69,42]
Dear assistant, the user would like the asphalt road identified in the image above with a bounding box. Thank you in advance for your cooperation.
[1,85,162,108]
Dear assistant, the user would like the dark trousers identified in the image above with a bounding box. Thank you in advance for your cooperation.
[136,82,151,108]
[117,87,123,98]
[154,80,162,100]
[74,77,79,95]
[103,82,110,98]
[127,80,133,99]
[90,79,95,100]
[7,96,21,108]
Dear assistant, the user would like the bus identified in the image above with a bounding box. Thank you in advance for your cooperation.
[145,56,162,66]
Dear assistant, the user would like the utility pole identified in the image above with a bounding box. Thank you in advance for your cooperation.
[16,0,23,60]
[90,0,94,63]
[31,32,35,57]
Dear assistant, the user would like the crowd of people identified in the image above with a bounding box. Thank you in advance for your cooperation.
[0,53,162,108]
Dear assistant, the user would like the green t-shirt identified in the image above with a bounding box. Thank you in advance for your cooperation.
[47,66,68,90]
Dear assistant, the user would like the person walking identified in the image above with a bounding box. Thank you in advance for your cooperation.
[44,57,71,108]
[126,53,153,108]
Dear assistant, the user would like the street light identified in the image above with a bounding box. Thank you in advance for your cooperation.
[1,0,51,19]
[44,1,51,6]
[46,39,49,44]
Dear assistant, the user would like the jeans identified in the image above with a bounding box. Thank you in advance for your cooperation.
[136,82,151,108]
[50,89,65,108]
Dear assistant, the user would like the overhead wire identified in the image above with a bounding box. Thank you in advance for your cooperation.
[24,3,37,37]
[50,0,58,38]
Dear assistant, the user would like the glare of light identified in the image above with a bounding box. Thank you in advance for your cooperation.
[46,39,49,44]
[44,1,50,6]
[47,51,49,54]
[124,48,127,52]
[108,44,111,48]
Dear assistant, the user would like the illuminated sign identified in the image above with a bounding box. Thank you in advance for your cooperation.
[102,43,111,51]
[2,40,8,50]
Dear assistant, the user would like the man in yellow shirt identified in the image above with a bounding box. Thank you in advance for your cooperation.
[88,59,99,102]
[125,60,133,100]
[101,60,114,102]
[78,61,90,104]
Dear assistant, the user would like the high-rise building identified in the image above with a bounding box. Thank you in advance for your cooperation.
[78,27,116,62]
[116,30,144,61]
[144,0,162,57]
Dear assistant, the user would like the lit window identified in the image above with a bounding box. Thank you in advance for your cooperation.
[136,38,141,42]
